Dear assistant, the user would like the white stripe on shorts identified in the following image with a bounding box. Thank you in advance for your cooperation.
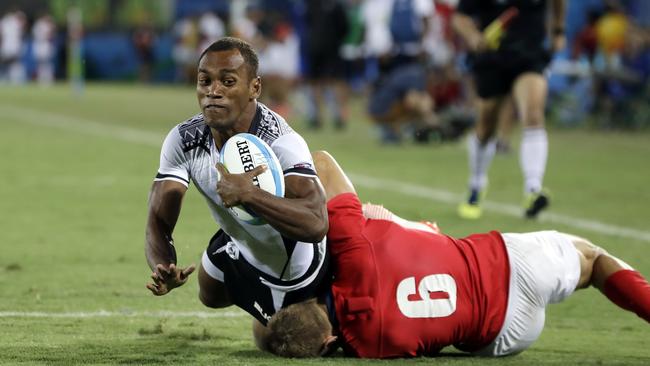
[201,250,225,282]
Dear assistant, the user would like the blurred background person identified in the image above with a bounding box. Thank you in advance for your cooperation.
[231,1,264,45]
[416,0,476,145]
[32,12,57,85]
[172,16,199,84]
[340,0,366,93]
[453,0,567,220]
[197,11,225,54]
[0,8,27,84]
[304,0,350,130]
[257,20,300,118]
[132,19,156,83]
[363,0,436,143]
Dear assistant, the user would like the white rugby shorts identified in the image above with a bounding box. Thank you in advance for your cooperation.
[473,230,581,357]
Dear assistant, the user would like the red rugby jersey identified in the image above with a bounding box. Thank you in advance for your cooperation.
[327,193,510,358]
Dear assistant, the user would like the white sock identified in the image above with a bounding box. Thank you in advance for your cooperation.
[467,133,496,191]
[520,127,548,194]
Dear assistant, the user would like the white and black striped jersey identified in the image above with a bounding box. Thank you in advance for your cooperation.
[155,102,328,324]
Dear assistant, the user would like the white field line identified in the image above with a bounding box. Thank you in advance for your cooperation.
[0,310,246,318]
[4,104,650,243]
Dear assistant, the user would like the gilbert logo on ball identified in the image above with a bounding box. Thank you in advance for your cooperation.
[218,133,285,225]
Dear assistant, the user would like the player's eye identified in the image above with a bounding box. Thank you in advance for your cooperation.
[198,77,210,86]
[223,78,236,86]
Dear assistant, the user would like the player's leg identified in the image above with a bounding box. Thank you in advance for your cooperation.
[198,233,233,308]
[458,95,502,219]
[512,72,550,218]
[566,234,650,323]
[312,150,355,200]
[197,263,232,308]
[496,95,516,154]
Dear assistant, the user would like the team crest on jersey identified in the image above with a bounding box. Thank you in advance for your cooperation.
[178,114,211,153]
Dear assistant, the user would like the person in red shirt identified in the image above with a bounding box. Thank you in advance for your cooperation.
[254,151,650,358]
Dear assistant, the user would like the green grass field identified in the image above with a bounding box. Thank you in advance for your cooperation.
[0,83,649,365]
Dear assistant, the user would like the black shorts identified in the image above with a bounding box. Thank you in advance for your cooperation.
[469,48,551,99]
[204,230,330,325]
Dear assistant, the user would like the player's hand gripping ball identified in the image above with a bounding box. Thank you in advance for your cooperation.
[218,133,285,224]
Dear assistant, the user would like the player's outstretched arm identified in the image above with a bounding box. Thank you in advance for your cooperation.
[145,180,196,295]
[216,163,328,243]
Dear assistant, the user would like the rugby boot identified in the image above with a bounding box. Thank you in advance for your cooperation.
[524,189,550,219]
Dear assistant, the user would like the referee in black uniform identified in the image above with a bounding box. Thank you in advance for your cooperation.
[453,0,566,220]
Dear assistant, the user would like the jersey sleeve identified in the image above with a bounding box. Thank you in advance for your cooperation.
[270,133,317,178]
[154,127,191,187]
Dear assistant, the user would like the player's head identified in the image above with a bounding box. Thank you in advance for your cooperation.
[198,37,259,79]
[196,37,261,131]
[257,298,337,358]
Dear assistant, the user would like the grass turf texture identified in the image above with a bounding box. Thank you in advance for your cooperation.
[0,83,648,365]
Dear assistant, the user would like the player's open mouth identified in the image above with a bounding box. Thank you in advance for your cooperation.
[205,104,226,110]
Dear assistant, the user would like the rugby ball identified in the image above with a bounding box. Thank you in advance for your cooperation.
[218,133,285,225]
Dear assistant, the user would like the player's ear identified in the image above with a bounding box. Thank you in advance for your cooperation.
[249,76,261,100]
[319,335,339,357]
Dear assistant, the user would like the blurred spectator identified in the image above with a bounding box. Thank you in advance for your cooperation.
[417,0,477,145]
[32,13,57,85]
[423,0,456,68]
[172,16,199,84]
[572,10,601,63]
[198,12,225,54]
[340,0,366,90]
[231,2,264,45]
[304,0,350,130]
[362,0,393,60]
[388,0,432,59]
[0,9,27,84]
[258,21,300,118]
[593,22,650,128]
[132,20,156,83]
[596,6,629,63]
[363,0,436,143]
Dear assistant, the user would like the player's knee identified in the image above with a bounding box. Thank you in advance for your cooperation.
[568,234,603,260]
[198,290,230,309]
[564,233,605,288]
[197,266,232,308]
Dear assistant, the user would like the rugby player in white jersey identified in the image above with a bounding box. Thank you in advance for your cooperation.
[144,37,329,326]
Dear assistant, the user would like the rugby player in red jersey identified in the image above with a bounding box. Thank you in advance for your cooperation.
[254,151,650,358]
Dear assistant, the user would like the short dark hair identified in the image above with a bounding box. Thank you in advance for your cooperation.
[198,37,259,79]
